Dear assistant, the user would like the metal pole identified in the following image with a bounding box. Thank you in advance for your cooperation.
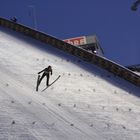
[28,5,37,30]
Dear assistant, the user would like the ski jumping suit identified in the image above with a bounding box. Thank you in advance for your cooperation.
[38,66,52,86]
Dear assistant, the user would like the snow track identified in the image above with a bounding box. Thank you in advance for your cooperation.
[0,29,140,140]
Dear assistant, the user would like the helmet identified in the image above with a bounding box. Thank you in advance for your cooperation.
[48,65,52,69]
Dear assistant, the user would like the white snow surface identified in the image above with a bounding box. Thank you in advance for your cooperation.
[0,28,140,140]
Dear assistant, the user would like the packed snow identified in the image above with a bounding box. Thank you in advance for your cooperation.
[0,27,140,140]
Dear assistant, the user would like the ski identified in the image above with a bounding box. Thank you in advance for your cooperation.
[41,75,61,92]
[36,74,40,91]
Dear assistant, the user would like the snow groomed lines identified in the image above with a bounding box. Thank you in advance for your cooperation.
[0,17,140,87]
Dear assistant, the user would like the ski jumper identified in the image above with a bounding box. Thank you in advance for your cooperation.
[38,66,52,86]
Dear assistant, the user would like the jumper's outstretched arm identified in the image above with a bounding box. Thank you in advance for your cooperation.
[38,68,45,74]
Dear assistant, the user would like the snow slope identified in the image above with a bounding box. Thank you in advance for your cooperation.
[0,27,140,140]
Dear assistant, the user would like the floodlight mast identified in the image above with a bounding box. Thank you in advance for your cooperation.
[131,0,140,11]
[28,5,37,30]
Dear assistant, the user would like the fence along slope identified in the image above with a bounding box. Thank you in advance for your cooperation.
[0,17,140,87]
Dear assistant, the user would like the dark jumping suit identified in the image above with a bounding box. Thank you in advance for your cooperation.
[38,66,52,86]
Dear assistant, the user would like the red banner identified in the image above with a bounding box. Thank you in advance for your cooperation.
[63,36,86,46]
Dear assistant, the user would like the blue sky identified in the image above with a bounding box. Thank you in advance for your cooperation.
[0,0,140,66]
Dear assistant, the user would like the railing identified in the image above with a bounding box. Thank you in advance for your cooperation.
[0,17,140,87]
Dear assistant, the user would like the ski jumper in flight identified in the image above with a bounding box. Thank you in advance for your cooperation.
[38,66,52,86]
